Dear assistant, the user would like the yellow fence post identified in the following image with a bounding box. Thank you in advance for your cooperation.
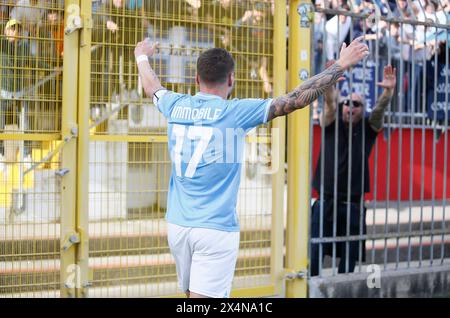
[76,0,92,298]
[271,0,287,296]
[286,0,312,298]
[60,0,91,298]
[60,0,81,298]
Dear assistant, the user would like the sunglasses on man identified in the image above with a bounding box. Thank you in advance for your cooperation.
[339,99,364,108]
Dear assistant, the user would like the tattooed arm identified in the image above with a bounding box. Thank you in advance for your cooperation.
[369,91,393,132]
[134,40,165,97]
[320,60,344,127]
[267,63,344,121]
[267,36,370,121]
[369,65,397,132]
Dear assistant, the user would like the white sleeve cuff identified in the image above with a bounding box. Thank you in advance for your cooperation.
[153,89,169,106]
[136,55,148,65]
[263,98,273,123]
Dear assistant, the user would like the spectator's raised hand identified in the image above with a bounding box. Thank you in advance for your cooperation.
[376,65,397,95]
[337,36,370,70]
[106,20,118,33]
[135,39,159,58]
[241,10,264,24]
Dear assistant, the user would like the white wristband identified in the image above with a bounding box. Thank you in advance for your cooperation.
[136,55,148,65]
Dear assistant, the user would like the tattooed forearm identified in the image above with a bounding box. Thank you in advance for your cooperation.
[267,63,344,121]
[369,91,392,131]
[137,59,164,97]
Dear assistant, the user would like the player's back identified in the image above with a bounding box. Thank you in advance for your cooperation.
[156,90,272,232]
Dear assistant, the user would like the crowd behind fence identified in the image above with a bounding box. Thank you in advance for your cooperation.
[0,0,448,128]
[311,0,449,129]
[309,0,450,279]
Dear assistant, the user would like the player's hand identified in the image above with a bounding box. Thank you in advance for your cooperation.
[135,39,158,58]
[377,65,397,95]
[336,36,369,70]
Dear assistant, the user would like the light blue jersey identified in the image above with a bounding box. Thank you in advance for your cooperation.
[156,91,272,232]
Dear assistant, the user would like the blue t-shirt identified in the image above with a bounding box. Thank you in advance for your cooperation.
[156,91,272,232]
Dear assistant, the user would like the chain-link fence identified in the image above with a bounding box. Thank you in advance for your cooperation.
[309,0,450,279]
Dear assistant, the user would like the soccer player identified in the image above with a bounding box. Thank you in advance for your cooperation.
[134,37,369,298]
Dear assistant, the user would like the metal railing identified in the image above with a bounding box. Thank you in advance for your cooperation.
[309,0,450,279]
[0,0,64,296]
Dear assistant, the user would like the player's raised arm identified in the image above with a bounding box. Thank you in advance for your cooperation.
[134,39,165,98]
[266,36,370,122]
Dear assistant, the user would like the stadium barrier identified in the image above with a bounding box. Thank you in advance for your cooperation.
[308,0,450,287]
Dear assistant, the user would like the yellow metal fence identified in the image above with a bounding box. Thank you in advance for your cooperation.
[88,0,280,298]
[1,0,64,297]
[0,0,299,298]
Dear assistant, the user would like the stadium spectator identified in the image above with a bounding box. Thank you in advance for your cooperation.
[126,0,142,10]
[0,0,15,22]
[325,3,352,60]
[416,0,447,49]
[1,19,30,156]
[1,19,30,95]
[10,0,51,57]
[313,0,326,119]
[10,0,45,27]
[310,62,397,276]
[445,0,450,14]
[314,0,326,75]
[393,0,415,18]
[92,0,126,34]
[47,8,64,57]
[0,16,53,145]
[93,0,148,46]
[379,22,402,62]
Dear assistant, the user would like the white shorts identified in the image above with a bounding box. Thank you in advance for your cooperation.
[167,222,240,298]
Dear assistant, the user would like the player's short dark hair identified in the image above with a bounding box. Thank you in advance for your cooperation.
[197,48,235,85]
